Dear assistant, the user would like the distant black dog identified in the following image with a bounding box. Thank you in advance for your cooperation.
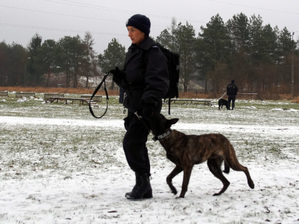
[218,99,229,110]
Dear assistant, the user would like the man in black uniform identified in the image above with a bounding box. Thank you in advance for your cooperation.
[227,80,238,110]
[110,14,169,200]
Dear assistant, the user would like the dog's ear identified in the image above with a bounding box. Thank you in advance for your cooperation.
[171,118,179,125]
[166,118,179,128]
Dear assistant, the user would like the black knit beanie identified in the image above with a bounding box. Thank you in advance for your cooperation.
[126,14,151,36]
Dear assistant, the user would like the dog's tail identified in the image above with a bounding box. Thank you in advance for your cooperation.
[223,161,230,174]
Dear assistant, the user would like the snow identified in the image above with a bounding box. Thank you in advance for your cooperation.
[0,99,298,224]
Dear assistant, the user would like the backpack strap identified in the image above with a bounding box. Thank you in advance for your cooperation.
[142,45,173,115]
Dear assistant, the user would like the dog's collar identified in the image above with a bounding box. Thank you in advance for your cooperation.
[154,130,171,141]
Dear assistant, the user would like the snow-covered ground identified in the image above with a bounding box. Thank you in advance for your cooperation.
[0,97,298,223]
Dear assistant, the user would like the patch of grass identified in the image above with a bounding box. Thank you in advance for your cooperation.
[1,93,298,177]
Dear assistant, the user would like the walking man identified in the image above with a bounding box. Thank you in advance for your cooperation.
[227,80,238,110]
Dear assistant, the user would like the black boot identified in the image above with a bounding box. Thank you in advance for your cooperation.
[125,173,141,197]
[125,173,152,200]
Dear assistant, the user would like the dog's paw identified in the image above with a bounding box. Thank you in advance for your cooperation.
[249,180,255,189]
[169,186,177,195]
[175,196,184,199]
[213,193,221,196]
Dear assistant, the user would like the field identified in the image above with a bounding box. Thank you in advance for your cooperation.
[0,92,298,224]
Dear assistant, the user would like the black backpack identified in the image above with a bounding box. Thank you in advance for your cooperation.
[155,43,180,114]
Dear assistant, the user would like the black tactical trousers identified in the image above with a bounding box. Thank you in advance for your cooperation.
[123,112,150,176]
[228,95,236,110]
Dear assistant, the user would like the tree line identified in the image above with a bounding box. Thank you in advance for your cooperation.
[0,13,298,97]
[0,32,98,88]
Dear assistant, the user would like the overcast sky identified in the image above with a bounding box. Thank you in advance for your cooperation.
[1,0,299,54]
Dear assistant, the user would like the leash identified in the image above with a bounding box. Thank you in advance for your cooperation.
[134,112,157,141]
[134,112,171,141]
[89,72,110,119]
[218,92,226,101]
[134,112,152,133]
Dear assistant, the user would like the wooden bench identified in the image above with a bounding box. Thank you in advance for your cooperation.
[167,98,212,106]
[238,93,263,100]
[0,91,8,97]
[48,97,90,105]
[16,92,35,98]
[218,92,263,101]
[80,95,102,102]
[44,93,65,102]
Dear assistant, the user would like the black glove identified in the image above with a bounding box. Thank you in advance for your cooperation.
[110,67,123,84]
[142,104,155,120]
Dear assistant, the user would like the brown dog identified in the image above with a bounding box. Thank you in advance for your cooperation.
[147,114,255,198]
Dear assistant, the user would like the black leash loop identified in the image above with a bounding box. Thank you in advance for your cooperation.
[89,72,110,119]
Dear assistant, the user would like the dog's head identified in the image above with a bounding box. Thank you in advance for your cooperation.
[147,113,179,140]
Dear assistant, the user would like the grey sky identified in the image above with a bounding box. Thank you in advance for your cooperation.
[1,0,299,54]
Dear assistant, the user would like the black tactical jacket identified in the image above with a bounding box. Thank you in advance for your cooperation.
[118,37,169,112]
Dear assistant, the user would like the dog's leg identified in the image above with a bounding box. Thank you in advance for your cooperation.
[227,159,255,189]
[207,158,230,196]
[223,161,230,174]
[166,165,183,195]
[225,146,255,189]
[179,165,193,198]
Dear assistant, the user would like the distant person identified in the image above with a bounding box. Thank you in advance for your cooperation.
[227,80,238,110]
